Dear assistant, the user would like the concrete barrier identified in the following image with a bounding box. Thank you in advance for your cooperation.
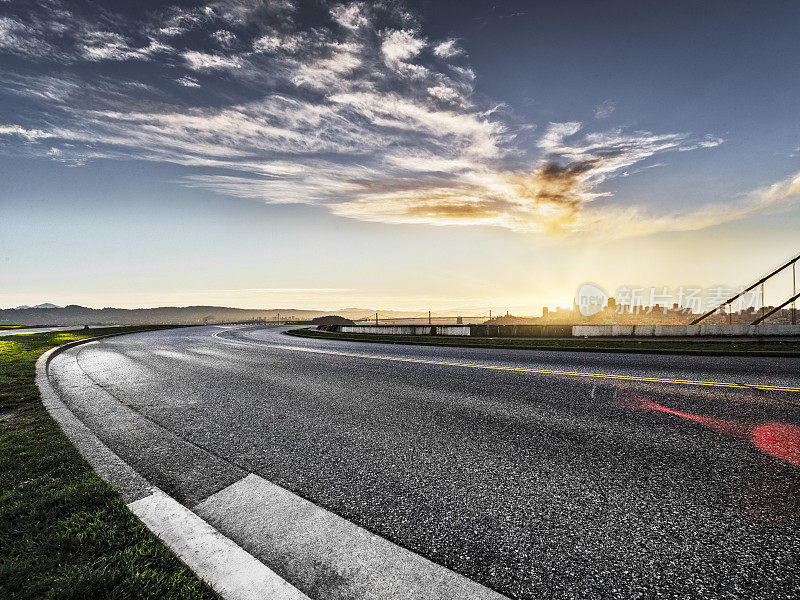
[653,325,701,336]
[338,325,472,336]
[755,324,800,336]
[573,326,614,337]
[340,326,435,335]
[699,324,753,336]
[633,325,656,336]
[435,326,472,336]
[328,323,800,338]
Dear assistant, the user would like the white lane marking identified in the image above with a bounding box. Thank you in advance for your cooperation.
[211,330,800,393]
[194,474,507,600]
[128,490,309,600]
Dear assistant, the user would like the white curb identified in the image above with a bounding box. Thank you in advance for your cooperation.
[130,490,308,600]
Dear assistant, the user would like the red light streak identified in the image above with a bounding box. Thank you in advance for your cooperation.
[620,393,800,466]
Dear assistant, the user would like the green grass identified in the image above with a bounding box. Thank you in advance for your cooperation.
[0,325,55,330]
[0,327,219,600]
[286,327,800,355]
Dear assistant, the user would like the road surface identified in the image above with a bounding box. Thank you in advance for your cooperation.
[0,325,90,337]
[48,325,800,599]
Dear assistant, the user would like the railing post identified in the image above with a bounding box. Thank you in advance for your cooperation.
[794,262,797,325]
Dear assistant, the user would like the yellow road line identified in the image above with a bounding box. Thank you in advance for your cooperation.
[211,329,800,393]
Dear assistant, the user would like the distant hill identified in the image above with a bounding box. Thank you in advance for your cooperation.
[310,315,355,326]
[13,303,62,310]
[0,305,423,326]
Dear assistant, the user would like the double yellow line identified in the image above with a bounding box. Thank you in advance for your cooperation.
[211,329,800,393]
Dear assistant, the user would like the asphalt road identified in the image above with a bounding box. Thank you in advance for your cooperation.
[49,325,800,599]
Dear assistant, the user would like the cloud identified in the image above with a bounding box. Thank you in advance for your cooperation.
[183,50,243,70]
[537,121,582,150]
[744,171,800,209]
[330,3,369,30]
[381,29,425,65]
[594,99,615,119]
[0,0,766,240]
[577,171,800,238]
[211,29,237,48]
[80,31,171,62]
[330,165,595,233]
[0,123,53,140]
[0,15,59,59]
[427,83,462,104]
[176,75,201,87]
[433,39,462,58]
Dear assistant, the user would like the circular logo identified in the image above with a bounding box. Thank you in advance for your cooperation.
[576,282,608,317]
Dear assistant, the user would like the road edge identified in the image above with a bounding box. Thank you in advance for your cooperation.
[35,332,310,600]
[284,328,800,358]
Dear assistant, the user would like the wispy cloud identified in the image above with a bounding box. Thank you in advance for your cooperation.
[433,39,463,58]
[175,75,201,87]
[594,99,615,119]
[0,123,54,140]
[182,50,243,70]
[0,0,784,238]
[578,170,800,237]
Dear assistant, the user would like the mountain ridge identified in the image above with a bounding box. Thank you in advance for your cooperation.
[0,305,428,326]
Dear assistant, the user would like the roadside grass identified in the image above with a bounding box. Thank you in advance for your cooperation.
[286,327,800,355]
[0,325,55,330]
[0,327,219,600]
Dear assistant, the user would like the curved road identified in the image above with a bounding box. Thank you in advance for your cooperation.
[49,325,800,599]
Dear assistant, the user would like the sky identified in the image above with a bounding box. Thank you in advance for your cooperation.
[1,0,799,313]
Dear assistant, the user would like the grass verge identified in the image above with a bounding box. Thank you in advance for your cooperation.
[0,326,219,600]
[286,327,800,356]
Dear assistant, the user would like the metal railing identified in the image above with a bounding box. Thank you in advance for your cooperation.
[691,252,799,325]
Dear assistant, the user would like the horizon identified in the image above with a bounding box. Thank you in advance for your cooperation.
[2,0,799,310]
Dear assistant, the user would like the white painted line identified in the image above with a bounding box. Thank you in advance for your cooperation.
[194,474,508,600]
[129,490,310,600]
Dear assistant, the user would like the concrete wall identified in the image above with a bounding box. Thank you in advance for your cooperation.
[569,324,800,337]
[339,325,434,335]
[338,325,472,336]
[469,325,573,338]
[755,324,800,336]
[335,323,800,338]
[573,326,613,337]
[437,326,472,336]
[333,324,572,337]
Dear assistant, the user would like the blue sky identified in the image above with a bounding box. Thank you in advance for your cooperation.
[1,0,799,311]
